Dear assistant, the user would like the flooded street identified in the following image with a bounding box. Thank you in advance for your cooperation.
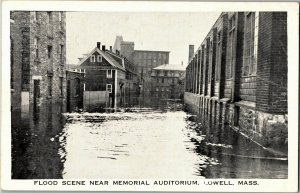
[12,99,288,179]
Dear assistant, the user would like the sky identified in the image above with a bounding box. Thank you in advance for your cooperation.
[66,12,221,66]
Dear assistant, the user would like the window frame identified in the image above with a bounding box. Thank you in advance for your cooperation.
[226,14,236,79]
[90,55,95,62]
[242,12,258,77]
[34,37,39,59]
[107,69,113,78]
[97,55,102,62]
[106,84,112,93]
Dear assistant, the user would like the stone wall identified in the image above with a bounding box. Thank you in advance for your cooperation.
[184,92,288,155]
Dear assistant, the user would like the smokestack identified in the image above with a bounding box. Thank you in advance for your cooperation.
[188,45,194,61]
[97,42,101,49]
[102,45,106,51]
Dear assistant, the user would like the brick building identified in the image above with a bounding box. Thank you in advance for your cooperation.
[150,64,185,99]
[10,11,66,113]
[66,70,85,112]
[184,12,287,153]
[113,36,170,93]
[76,42,140,110]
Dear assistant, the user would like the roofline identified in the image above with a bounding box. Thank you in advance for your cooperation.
[133,50,170,53]
[78,47,125,71]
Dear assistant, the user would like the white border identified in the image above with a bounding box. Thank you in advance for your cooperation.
[1,1,299,192]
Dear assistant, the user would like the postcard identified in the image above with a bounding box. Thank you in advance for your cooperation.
[1,1,299,192]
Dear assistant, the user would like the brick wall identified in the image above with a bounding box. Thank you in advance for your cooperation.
[256,12,287,114]
[10,11,66,111]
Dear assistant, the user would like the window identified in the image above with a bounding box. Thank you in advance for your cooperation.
[90,55,95,62]
[47,46,52,59]
[48,76,53,96]
[162,78,164,83]
[97,55,102,62]
[80,69,85,73]
[34,37,39,59]
[226,15,236,79]
[243,12,258,76]
[106,84,112,93]
[58,12,62,22]
[59,45,64,63]
[215,30,222,81]
[33,11,37,21]
[59,77,63,96]
[164,71,168,76]
[107,70,113,78]
[47,12,52,23]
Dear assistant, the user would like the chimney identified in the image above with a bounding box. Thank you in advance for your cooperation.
[188,45,194,61]
[97,42,101,49]
[181,61,183,66]
[110,46,112,52]
[102,45,106,51]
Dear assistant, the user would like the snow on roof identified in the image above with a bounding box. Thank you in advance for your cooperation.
[153,64,186,71]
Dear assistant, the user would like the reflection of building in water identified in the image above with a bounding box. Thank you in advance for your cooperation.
[113,36,170,94]
[75,42,140,110]
[10,11,67,113]
[11,103,66,179]
[184,12,288,154]
[150,64,186,99]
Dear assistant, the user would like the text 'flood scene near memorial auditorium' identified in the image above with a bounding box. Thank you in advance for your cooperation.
[10,11,288,179]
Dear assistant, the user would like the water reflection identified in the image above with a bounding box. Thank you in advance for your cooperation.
[12,103,66,179]
[11,97,287,179]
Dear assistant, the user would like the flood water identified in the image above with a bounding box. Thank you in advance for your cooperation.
[11,98,288,179]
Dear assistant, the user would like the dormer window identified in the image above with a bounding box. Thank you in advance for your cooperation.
[97,55,102,62]
[90,55,95,62]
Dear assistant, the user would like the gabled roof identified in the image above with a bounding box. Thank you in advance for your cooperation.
[106,50,139,76]
[153,64,186,71]
[78,47,125,71]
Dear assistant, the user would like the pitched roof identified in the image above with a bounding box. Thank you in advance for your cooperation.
[153,64,186,71]
[106,51,139,76]
[78,47,125,71]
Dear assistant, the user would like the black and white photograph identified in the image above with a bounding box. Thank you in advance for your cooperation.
[1,1,299,192]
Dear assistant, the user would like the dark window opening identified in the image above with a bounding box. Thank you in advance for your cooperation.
[48,76,53,96]
[59,77,63,96]
[47,46,52,59]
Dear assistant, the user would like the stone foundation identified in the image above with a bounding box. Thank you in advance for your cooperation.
[184,92,288,155]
